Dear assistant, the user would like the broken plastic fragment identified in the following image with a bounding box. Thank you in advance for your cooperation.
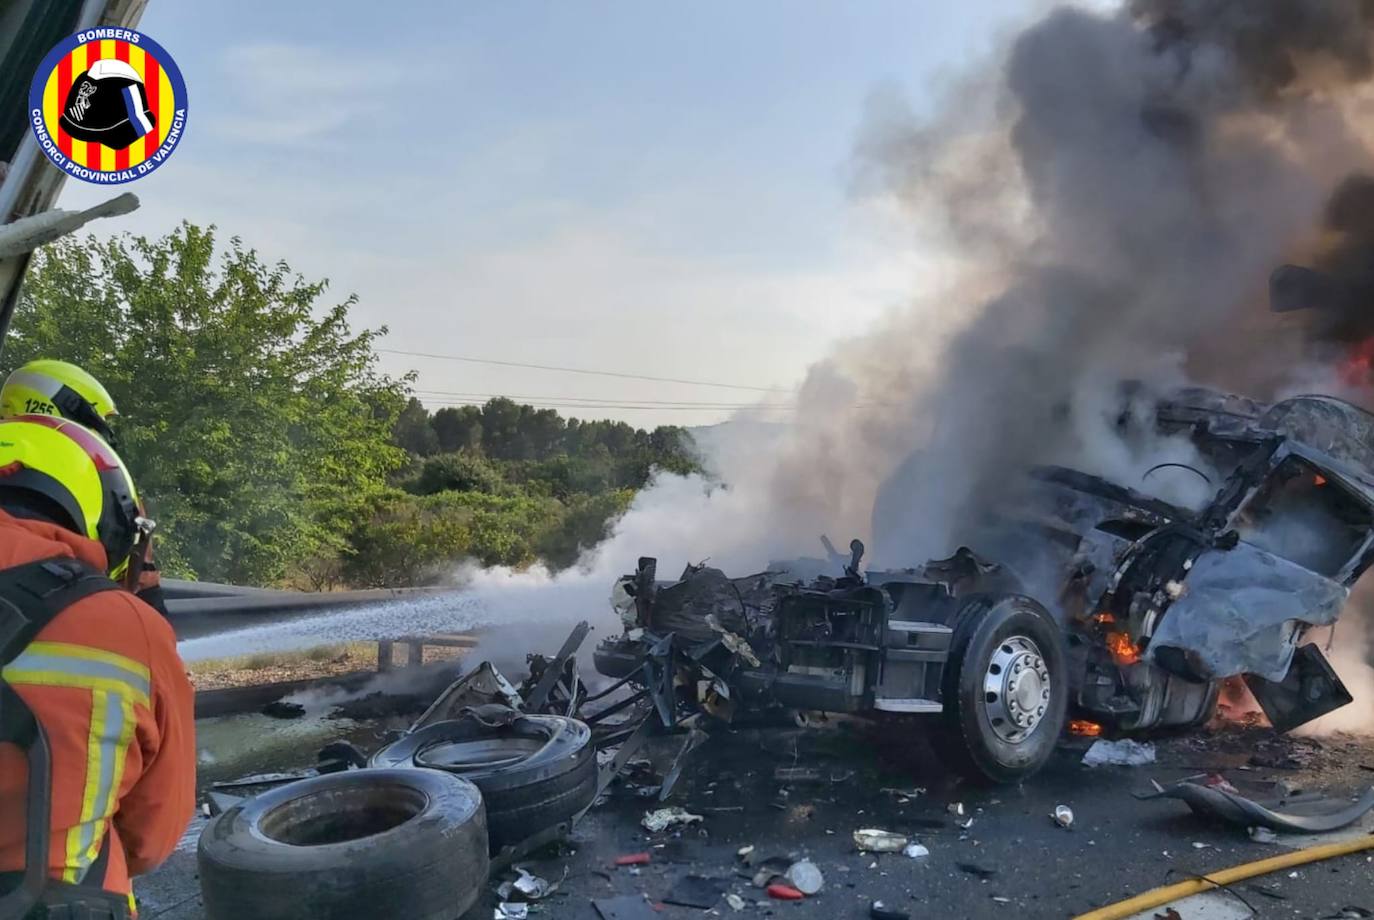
[903,842,930,859]
[870,900,912,920]
[642,807,704,832]
[1082,738,1156,767]
[766,884,804,901]
[1249,826,1279,844]
[785,859,824,895]
[1052,805,1074,829]
[853,828,908,852]
[495,867,558,902]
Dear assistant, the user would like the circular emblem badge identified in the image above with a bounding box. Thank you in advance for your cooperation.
[28,28,188,185]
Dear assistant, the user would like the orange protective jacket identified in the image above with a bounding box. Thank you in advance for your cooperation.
[0,509,196,901]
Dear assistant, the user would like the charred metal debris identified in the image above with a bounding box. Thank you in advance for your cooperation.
[591,389,1374,784]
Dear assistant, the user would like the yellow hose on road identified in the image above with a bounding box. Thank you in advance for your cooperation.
[1073,834,1374,920]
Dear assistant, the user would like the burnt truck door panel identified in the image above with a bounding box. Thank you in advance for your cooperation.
[1243,643,1354,733]
[1146,542,1348,683]
[1146,442,1372,686]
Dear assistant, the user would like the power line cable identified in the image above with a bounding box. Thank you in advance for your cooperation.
[380,348,790,392]
[410,389,789,408]
[420,399,798,412]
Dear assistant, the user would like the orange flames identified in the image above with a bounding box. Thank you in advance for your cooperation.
[1342,338,1374,387]
[1105,631,1141,666]
[1209,675,1270,730]
[1068,719,1103,737]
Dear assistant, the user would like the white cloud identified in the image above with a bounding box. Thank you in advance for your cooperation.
[208,41,418,146]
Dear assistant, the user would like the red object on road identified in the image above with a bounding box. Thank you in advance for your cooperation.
[767,884,805,900]
[614,852,652,866]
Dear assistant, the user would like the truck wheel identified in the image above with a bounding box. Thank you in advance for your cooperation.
[370,714,598,853]
[938,594,1067,784]
[197,768,488,920]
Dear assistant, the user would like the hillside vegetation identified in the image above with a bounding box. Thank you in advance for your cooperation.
[4,224,700,587]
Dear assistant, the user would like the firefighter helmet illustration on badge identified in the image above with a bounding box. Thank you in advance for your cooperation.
[59,58,157,151]
[28,29,188,184]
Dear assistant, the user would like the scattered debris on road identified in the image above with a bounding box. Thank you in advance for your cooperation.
[1083,739,1157,767]
[784,858,824,894]
[870,900,912,920]
[853,828,909,852]
[1140,778,1374,832]
[767,883,805,901]
[495,866,560,902]
[641,806,704,832]
[663,874,727,909]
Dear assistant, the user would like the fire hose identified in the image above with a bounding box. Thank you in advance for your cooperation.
[1073,834,1374,920]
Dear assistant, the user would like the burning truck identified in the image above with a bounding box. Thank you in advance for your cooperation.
[595,382,1374,784]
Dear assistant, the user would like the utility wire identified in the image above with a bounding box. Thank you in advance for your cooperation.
[380,348,790,393]
[413,391,894,411]
[419,398,799,412]
[416,398,889,412]
[410,389,790,408]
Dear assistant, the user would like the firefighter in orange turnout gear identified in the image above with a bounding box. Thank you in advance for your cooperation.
[0,417,195,919]
[0,361,168,616]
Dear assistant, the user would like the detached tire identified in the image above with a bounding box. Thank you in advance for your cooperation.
[938,594,1068,784]
[371,714,597,852]
[197,768,487,920]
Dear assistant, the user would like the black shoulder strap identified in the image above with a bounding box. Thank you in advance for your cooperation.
[0,557,123,667]
[0,557,122,920]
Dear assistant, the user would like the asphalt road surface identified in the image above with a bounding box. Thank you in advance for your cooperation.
[139,714,1374,920]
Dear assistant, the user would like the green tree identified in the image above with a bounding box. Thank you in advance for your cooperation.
[392,397,439,455]
[431,405,483,453]
[342,491,473,587]
[480,397,526,460]
[4,223,409,585]
[407,452,506,496]
[535,489,634,567]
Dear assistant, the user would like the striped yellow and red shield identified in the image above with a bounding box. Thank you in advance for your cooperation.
[39,38,176,173]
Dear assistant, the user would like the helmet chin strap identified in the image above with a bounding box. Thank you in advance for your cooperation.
[119,516,156,591]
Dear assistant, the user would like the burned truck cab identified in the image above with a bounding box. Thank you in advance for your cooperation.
[596,541,1070,784]
[1068,394,1374,735]
[731,574,955,715]
[595,390,1374,785]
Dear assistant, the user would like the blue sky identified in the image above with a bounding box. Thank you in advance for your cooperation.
[62,1,1042,425]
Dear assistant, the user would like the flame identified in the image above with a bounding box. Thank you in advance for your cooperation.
[1314,473,1327,486]
[1341,338,1374,387]
[1209,675,1271,730]
[1068,719,1103,737]
[1092,611,1116,625]
[1106,631,1141,666]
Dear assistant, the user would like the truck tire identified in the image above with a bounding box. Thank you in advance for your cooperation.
[938,594,1068,784]
[371,714,597,852]
[197,768,488,920]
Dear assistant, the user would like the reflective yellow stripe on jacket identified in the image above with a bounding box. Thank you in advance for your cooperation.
[2,641,149,883]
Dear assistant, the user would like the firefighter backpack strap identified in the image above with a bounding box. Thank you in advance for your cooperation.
[0,557,122,920]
